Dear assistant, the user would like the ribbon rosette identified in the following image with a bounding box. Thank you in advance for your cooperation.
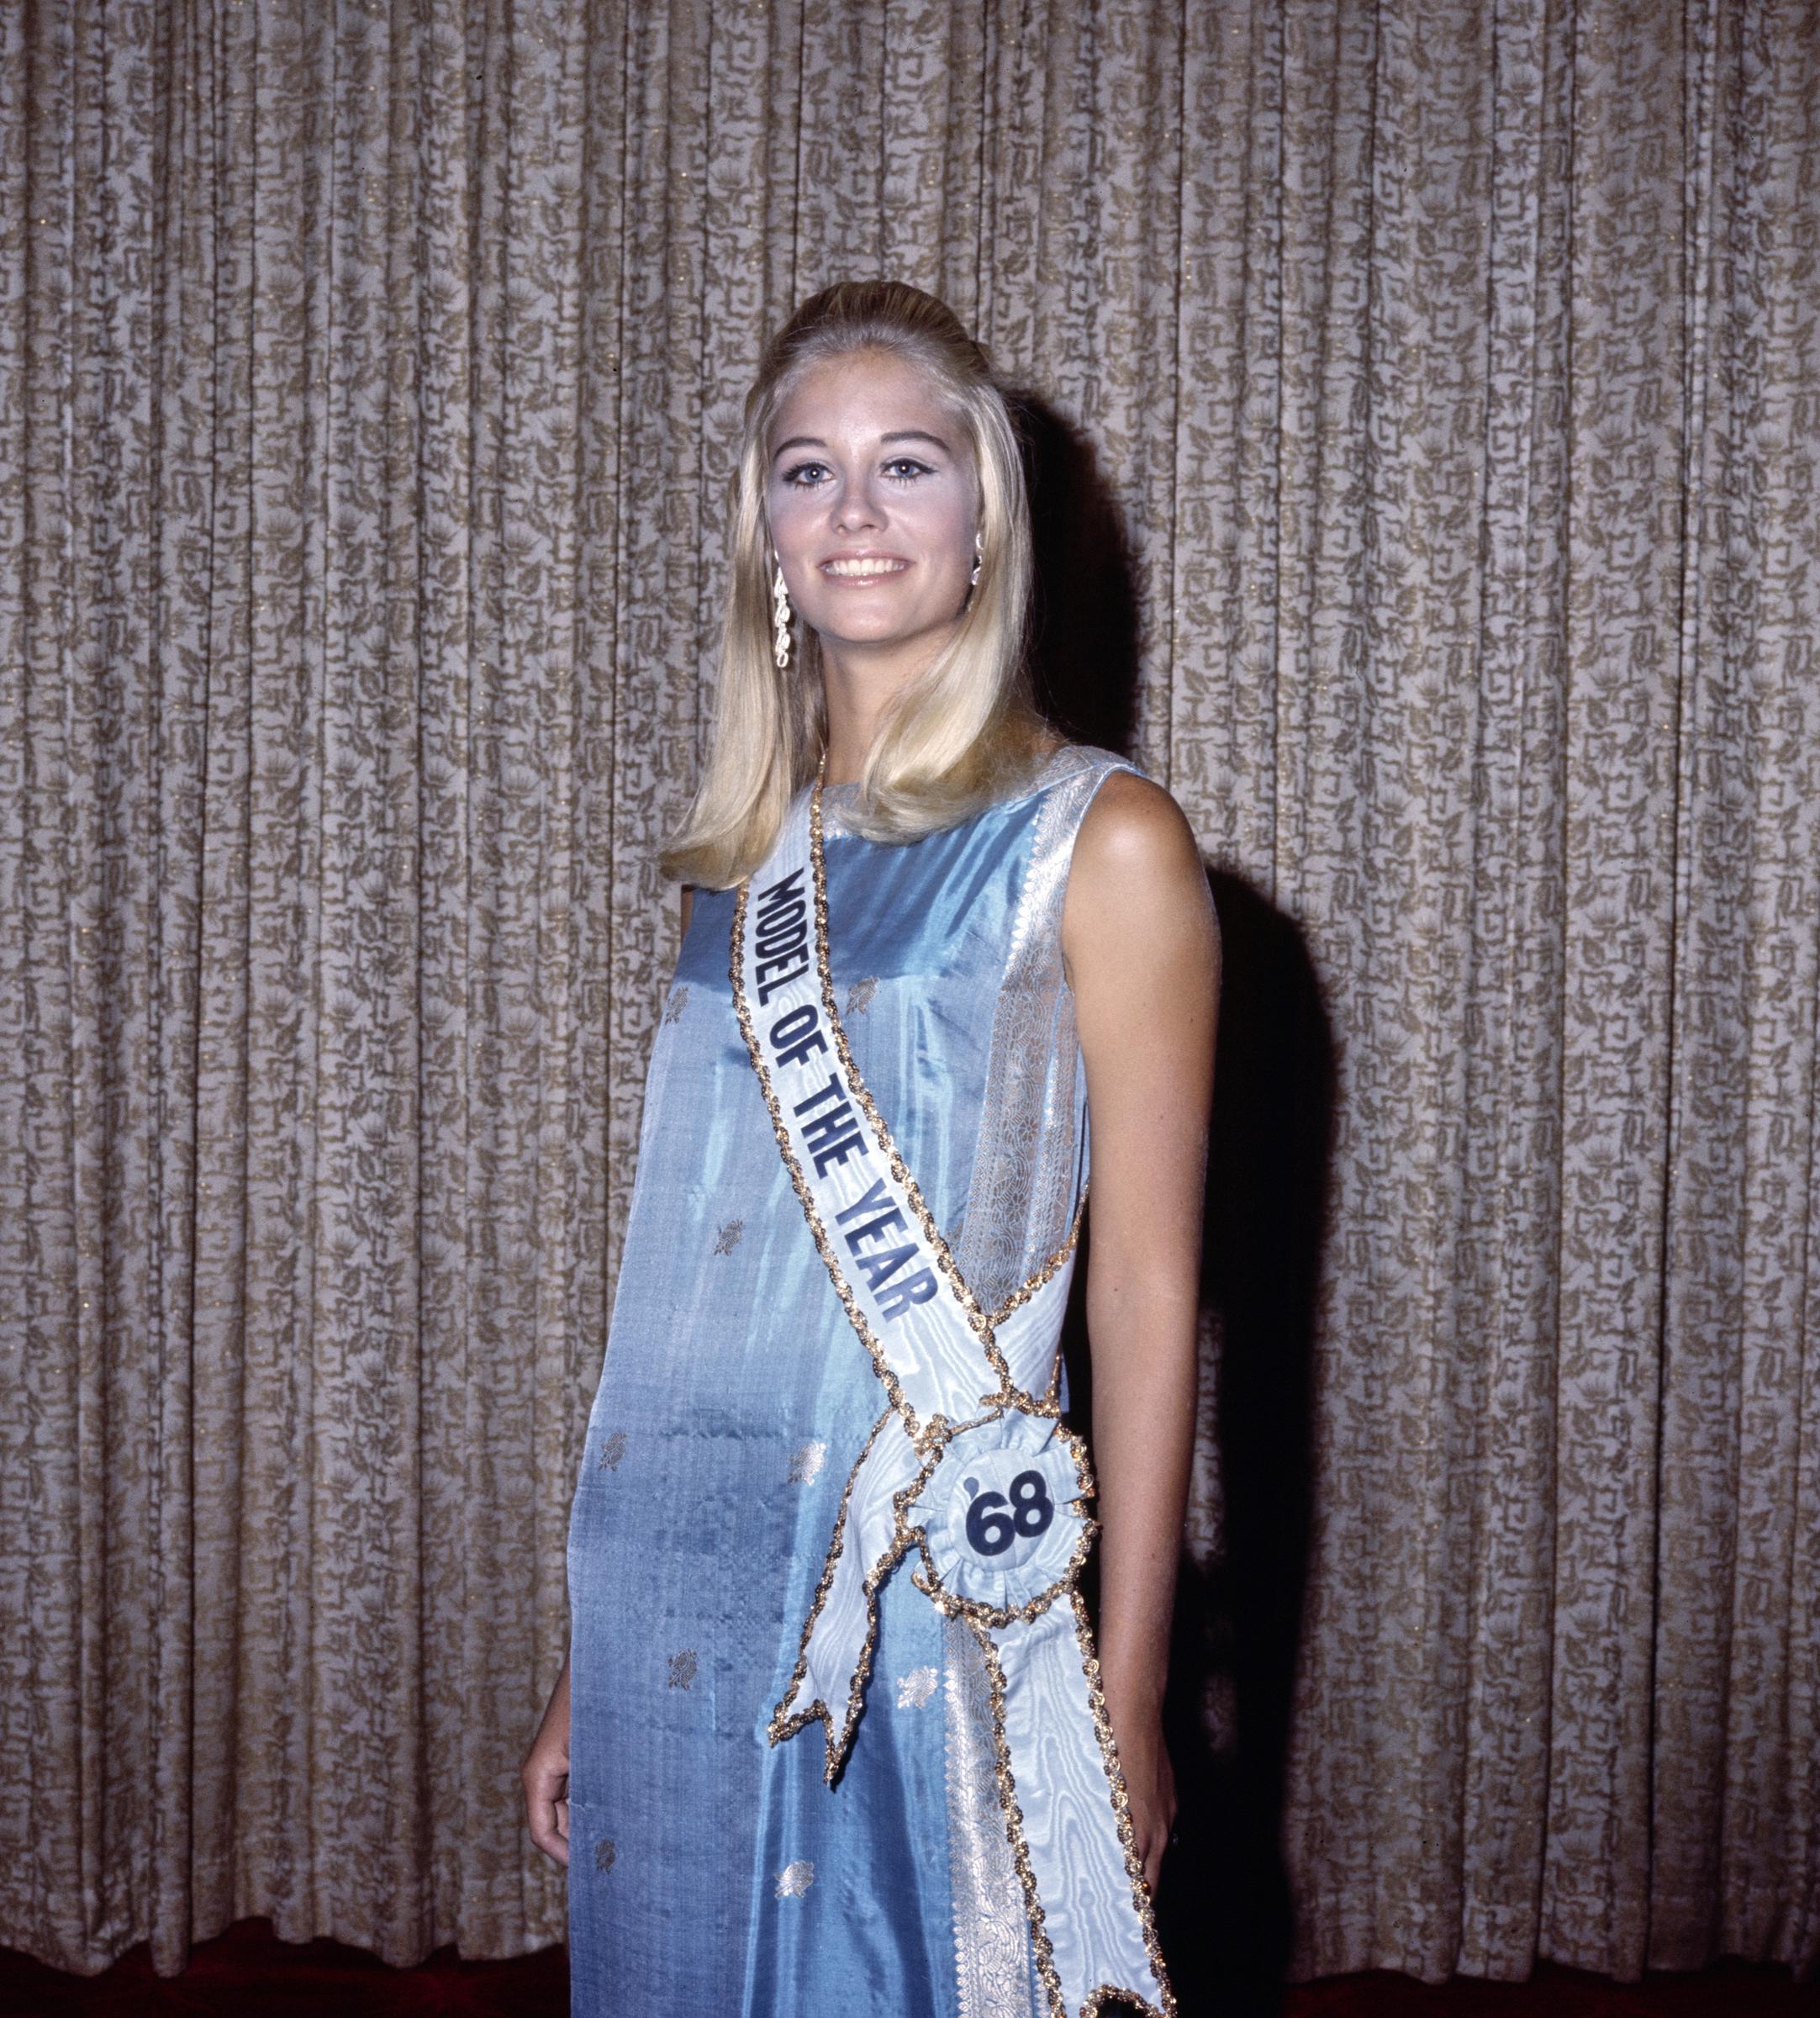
[768,1404,1095,1775]
[908,1409,1095,1618]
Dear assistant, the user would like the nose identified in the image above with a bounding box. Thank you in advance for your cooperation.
[831,472,882,535]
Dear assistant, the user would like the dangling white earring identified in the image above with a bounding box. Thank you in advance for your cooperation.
[969,531,984,588]
[773,563,793,670]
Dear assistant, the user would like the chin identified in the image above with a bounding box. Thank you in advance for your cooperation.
[813,600,963,656]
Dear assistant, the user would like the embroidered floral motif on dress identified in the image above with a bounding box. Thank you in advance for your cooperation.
[787,1440,828,1485]
[897,1666,938,1709]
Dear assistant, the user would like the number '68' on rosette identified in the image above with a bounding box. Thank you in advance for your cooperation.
[905,1408,1095,1619]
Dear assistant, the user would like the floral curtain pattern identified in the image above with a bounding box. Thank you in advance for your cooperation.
[1,0,1814,1984]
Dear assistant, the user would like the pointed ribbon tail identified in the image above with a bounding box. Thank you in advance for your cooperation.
[979,1598,1172,2018]
[772,1417,927,1780]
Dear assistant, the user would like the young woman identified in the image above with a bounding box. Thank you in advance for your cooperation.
[524,281,1219,2018]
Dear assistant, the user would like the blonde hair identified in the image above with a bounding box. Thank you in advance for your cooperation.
[661,281,1045,889]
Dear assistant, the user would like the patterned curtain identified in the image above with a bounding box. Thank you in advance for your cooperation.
[2,0,1815,1986]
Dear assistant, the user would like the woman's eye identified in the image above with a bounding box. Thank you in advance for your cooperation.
[782,461,830,487]
[884,457,931,481]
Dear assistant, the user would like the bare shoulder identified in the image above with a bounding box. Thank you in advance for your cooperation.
[1063,770,1220,1096]
[1062,769,1220,987]
[1070,769,1204,887]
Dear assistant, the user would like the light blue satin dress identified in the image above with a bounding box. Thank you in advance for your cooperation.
[566,746,1133,2018]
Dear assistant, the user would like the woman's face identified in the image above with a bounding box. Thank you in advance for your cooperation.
[764,348,978,670]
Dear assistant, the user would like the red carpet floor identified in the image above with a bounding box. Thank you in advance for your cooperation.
[0,1922,1807,2018]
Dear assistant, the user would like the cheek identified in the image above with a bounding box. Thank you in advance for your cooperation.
[765,486,817,556]
[908,489,976,574]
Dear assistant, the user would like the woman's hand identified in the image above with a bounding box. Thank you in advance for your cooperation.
[1107,1698,1179,1893]
[522,1656,572,1867]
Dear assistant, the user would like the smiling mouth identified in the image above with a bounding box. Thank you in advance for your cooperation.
[822,557,909,578]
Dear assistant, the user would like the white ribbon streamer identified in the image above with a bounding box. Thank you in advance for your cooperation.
[732,784,1172,2018]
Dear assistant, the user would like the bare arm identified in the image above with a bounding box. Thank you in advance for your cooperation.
[1061,771,1221,1890]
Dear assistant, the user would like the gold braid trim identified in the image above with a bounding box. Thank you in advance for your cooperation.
[766,1408,934,1784]
[969,1603,1178,2018]
[986,1191,1085,1331]
[730,873,923,1437]
[967,1619,1069,2018]
[806,784,1067,1414]
[989,1197,1088,1418]
[1067,1585,1177,2015]
[893,1408,1101,1632]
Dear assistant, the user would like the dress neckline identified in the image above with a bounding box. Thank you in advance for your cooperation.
[818,742,1121,838]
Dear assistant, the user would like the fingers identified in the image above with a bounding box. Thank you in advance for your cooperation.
[522,1759,572,1867]
[1128,1784,1174,1893]
[526,1789,572,1866]
[523,1667,576,1868]
[1138,1806,1178,1892]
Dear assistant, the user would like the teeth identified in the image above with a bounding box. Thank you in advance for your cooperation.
[825,557,905,577]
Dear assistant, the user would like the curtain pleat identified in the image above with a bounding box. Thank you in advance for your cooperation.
[0,0,1814,1985]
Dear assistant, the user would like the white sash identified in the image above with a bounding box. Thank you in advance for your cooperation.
[731,783,1174,2018]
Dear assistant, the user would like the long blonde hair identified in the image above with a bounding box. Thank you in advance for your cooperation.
[661,281,1044,890]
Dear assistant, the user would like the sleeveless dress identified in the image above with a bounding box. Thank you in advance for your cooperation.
[565,745,1136,2018]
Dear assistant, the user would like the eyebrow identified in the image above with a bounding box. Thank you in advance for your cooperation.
[770,428,954,461]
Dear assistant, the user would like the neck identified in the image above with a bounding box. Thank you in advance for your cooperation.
[815,631,952,786]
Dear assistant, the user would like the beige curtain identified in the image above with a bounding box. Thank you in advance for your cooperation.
[2,0,1815,1987]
